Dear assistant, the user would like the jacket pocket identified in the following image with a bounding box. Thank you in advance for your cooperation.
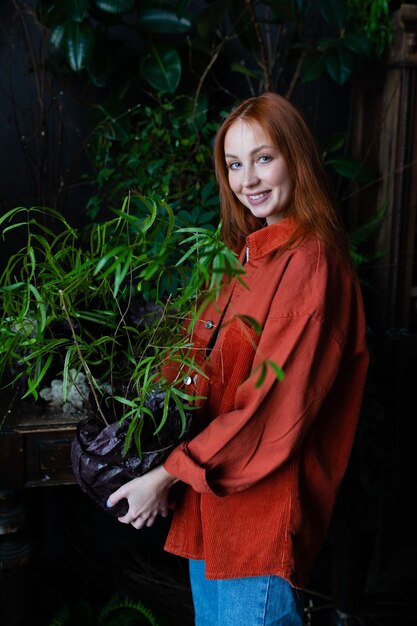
[212,317,261,415]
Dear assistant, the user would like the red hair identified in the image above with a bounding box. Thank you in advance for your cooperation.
[214,92,350,262]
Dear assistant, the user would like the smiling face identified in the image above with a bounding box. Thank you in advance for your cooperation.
[224,119,294,225]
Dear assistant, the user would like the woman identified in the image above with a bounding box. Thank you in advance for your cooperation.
[107,92,369,625]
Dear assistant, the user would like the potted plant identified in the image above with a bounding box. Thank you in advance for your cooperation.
[0,198,243,510]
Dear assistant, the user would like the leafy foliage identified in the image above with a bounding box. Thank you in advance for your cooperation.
[348,203,387,270]
[34,0,389,228]
[36,0,390,101]
[347,0,392,58]
[298,0,390,86]
[85,97,219,223]
[47,593,160,626]
[0,201,243,451]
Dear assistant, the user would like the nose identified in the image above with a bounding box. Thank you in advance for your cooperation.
[242,166,259,188]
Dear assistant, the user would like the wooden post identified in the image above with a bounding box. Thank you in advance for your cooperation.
[350,4,417,331]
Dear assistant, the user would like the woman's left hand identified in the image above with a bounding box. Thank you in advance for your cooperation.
[106,465,177,530]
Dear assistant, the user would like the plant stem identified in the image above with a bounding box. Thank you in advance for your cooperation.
[245,0,272,92]
[59,289,109,425]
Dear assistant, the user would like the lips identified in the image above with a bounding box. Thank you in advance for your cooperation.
[246,190,271,205]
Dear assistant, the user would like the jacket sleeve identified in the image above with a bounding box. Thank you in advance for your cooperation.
[164,260,369,496]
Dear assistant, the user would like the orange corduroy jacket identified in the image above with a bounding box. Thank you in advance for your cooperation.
[163,219,369,588]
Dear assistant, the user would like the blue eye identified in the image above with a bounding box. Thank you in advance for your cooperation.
[258,155,272,164]
[228,162,241,170]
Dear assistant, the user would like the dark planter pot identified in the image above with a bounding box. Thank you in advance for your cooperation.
[71,392,192,517]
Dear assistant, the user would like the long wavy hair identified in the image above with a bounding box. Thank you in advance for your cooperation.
[214,92,350,263]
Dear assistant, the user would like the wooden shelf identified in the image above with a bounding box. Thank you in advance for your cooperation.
[0,402,80,489]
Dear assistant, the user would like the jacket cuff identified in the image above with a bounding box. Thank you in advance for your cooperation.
[163,442,214,494]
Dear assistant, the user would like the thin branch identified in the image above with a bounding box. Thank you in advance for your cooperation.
[245,0,271,91]
[192,35,231,118]
[285,51,306,100]
[59,289,109,425]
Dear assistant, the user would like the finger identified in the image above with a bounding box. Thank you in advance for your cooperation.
[145,514,157,528]
[160,508,169,518]
[106,485,127,509]
[131,516,146,530]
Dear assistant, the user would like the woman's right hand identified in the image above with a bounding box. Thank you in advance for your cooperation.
[106,465,177,529]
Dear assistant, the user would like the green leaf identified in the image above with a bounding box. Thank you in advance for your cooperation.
[50,22,67,48]
[99,594,160,625]
[93,245,127,274]
[0,282,26,292]
[140,43,181,94]
[255,362,267,388]
[112,396,138,408]
[169,391,191,438]
[0,205,29,227]
[197,0,231,39]
[319,0,347,30]
[349,203,386,246]
[326,156,376,183]
[295,0,306,13]
[317,36,339,50]
[87,56,110,88]
[62,346,76,402]
[300,54,326,83]
[230,61,261,80]
[321,131,346,154]
[22,353,54,400]
[343,32,372,58]
[28,284,47,332]
[94,0,135,14]
[325,47,354,84]
[119,196,158,234]
[63,21,95,71]
[113,249,132,297]
[64,0,89,22]
[37,0,67,28]
[133,419,145,459]
[266,359,285,382]
[236,314,262,335]
[255,359,284,388]
[138,7,192,33]
[152,391,171,436]
[86,32,115,87]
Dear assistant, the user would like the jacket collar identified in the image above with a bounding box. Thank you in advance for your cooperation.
[245,218,298,261]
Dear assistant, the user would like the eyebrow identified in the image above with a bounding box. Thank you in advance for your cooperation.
[224,144,276,159]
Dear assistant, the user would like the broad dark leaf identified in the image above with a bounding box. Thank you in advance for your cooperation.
[197,0,231,39]
[326,156,377,183]
[325,47,354,84]
[37,0,67,27]
[64,0,89,22]
[140,44,181,93]
[300,53,326,83]
[63,21,94,71]
[343,32,372,58]
[94,0,135,14]
[138,7,192,33]
[319,0,347,30]
[321,131,347,154]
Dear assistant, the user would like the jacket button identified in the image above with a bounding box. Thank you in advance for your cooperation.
[205,320,214,329]
[184,376,193,386]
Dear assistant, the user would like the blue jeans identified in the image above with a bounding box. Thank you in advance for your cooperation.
[189,559,304,626]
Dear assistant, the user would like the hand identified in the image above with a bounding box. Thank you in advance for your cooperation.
[107,465,177,530]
